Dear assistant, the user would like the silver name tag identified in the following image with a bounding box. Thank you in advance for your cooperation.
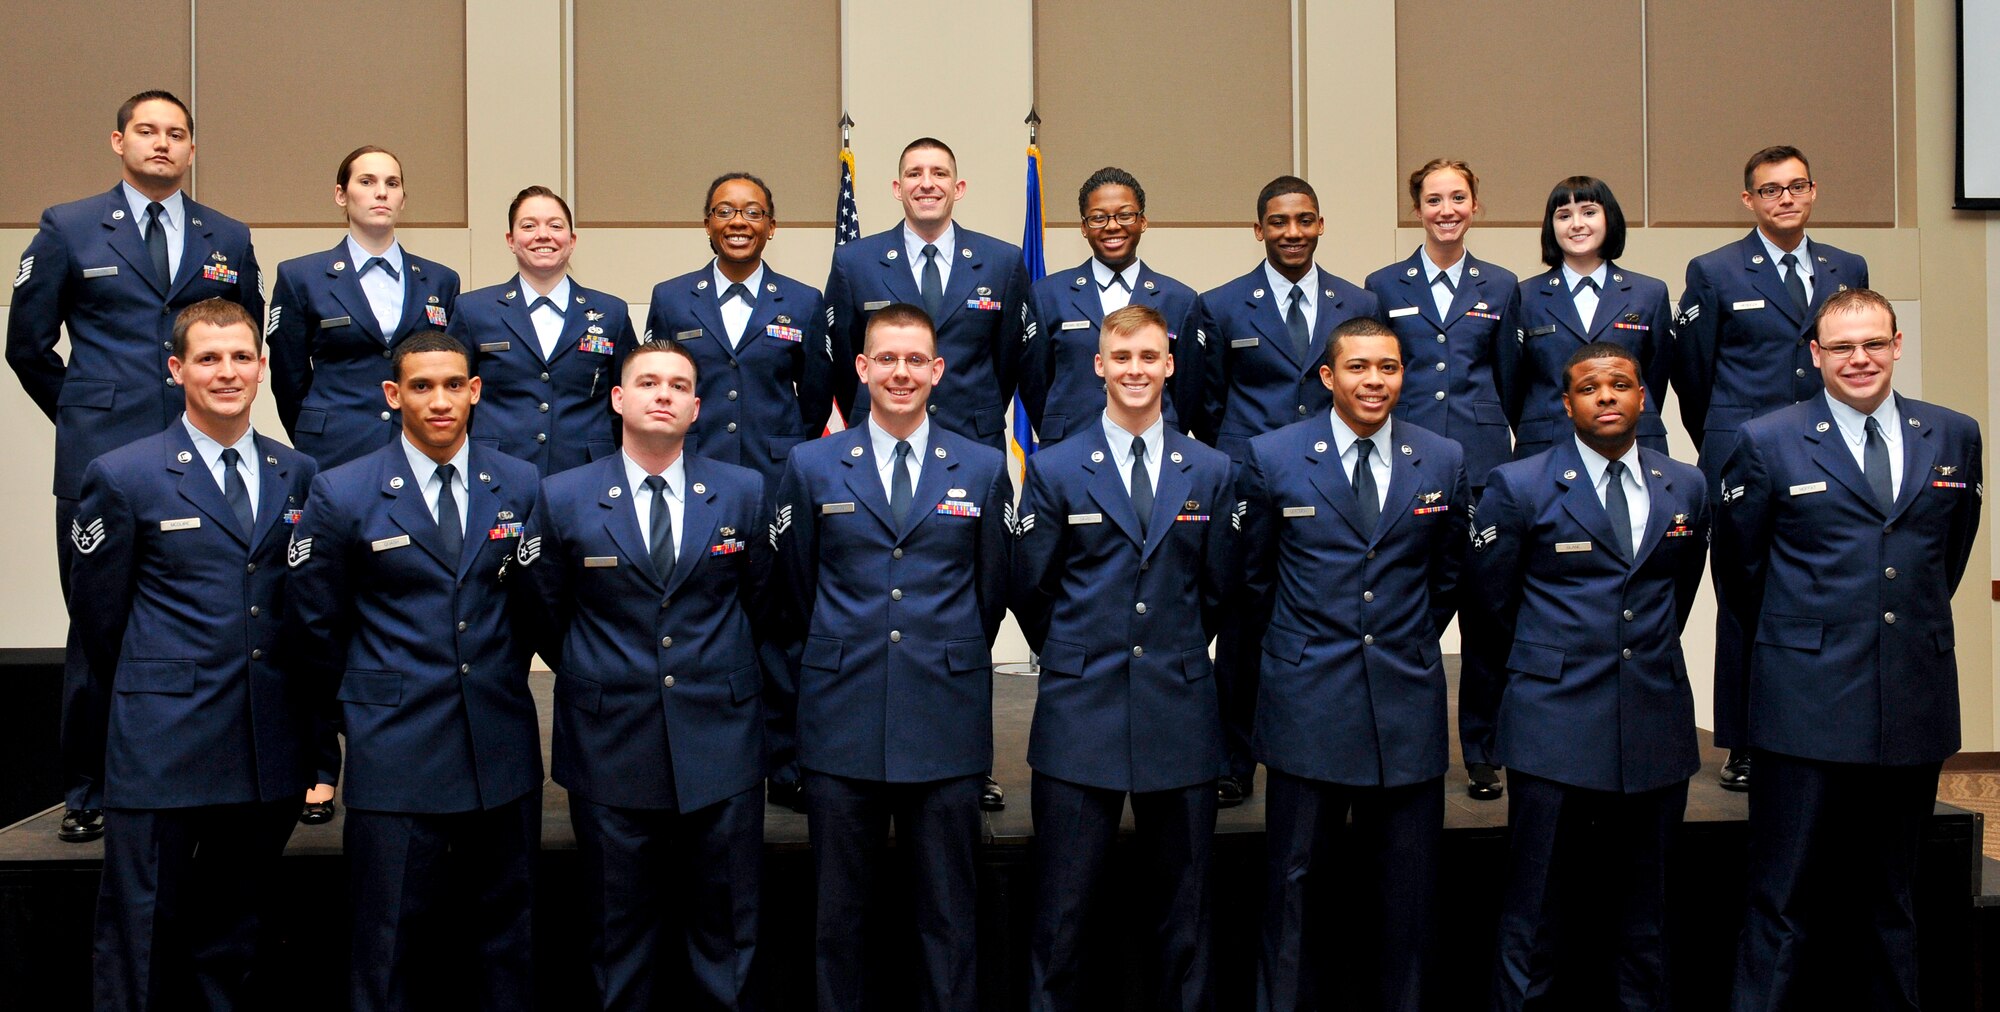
[1789,481,1827,496]
[1067,512,1103,525]
[82,266,119,279]
[160,517,201,531]
[583,556,618,568]
[1230,337,1259,349]
[822,502,856,515]
[675,328,703,340]
[321,315,353,329]
[1555,541,1593,553]
[862,300,892,311]
[478,341,510,353]
[1281,506,1316,518]
[1731,300,1765,311]
[1388,306,1421,319]
[371,534,411,552]
[1060,320,1091,331]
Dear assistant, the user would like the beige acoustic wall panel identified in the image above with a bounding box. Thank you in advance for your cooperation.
[0,4,190,226]
[1395,0,1644,228]
[574,0,839,227]
[194,0,469,227]
[1034,0,1293,226]
[1646,0,1895,227]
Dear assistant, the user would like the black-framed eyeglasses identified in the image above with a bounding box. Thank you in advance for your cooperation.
[708,206,770,222]
[1083,211,1141,229]
[868,352,933,370]
[1752,180,1815,200]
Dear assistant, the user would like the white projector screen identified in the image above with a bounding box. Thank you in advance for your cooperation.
[1960,0,2000,207]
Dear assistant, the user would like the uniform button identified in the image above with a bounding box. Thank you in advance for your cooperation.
[1622,609,1635,621]
[536,433,548,443]
[660,599,669,609]
[539,372,550,381]
[1132,645,1144,657]
[1794,368,1806,378]
[1884,567,1898,579]
[1365,550,1376,560]
[456,621,468,632]
[1433,390,1446,401]
[1884,524,1894,534]
[1298,405,1308,416]
[727,390,739,401]
[1135,602,1147,614]
[249,605,260,617]
[1434,362,1446,372]
[460,663,471,674]
[251,648,263,660]
[663,675,676,687]
[245,563,257,573]
[1363,591,1374,602]
[162,341,172,350]
[538,402,550,413]
[890,630,902,643]
[165,377,176,386]
[380,411,392,420]
[1797,338,1806,347]
[892,548,904,559]
[1138,561,1149,571]
[727,422,738,432]
[661,636,674,648]
[1884,612,1897,624]
[729,360,739,369]
[1434,334,1446,343]
[1363,634,1375,646]
[1621,648,1633,659]
[891,589,903,601]
[383,350,392,359]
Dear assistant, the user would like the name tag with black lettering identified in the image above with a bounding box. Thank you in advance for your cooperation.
[160,517,201,532]
[1067,512,1103,525]
[862,300,892,311]
[1060,320,1091,331]
[371,534,411,552]
[478,341,510,353]
[82,266,119,279]
[1281,506,1316,518]
[1527,325,1558,338]
[821,502,856,515]
[583,556,618,568]
[321,316,353,329]
[1388,306,1421,319]
[1789,481,1826,496]
[1555,541,1592,553]
[1230,337,1259,349]
[1731,300,1765,312]
[674,328,703,340]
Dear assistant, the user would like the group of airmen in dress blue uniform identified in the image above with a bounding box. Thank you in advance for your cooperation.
[5,91,1980,1012]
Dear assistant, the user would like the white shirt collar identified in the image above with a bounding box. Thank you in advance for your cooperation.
[1572,435,1643,491]
[1756,231,1812,274]
[1560,261,1609,292]
[622,449,686,501]
[181,414,257,473]
[1823,391,1901,448]
[1328,411,1392,459]
[867,416,931,469]
[1091,258,1142,292]
[518,274,572,311]
[400,434,470,489]
[1262,261,1318,307]
[121,182,184,227]
[1421,248,1465,288]
[710,260,767,300]
[345,236,405,275]
[902,222,958,265]
[1101,412,1165,472]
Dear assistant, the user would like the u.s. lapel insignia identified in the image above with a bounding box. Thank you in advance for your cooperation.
[1405,267,1419,277]
[609,485,621,498]
[334,261,346,271]
[389,476,404,489]
[1563,469,1578,480]
[506,290,517,300]
[886,249,898,261]
[766,283,778,294]
[576,295,586,304]
[176,450,192,463]
[1651,468,1663,478]
[1170,451,1183,463]
[478,472,491,483]
[1549,277,1561,286]
[266,455,278,466]
[692,482,706,495]
[849,445,864,458]
[409,264,421,274]
[697,279,709,290]
[961,248,971,258]
[935,446,947,459]
[112,209,125,220]
[1400,445,1413,456]
[190,218,202,228]
[1468,266,1481,278]
[1252,288,1265,299]
[1091,451,1105,463]
[1075,276,1088,286]
[1143,279,1155,290]
[1613,273,1625,283]
[1314,441,1328,453]
[1816,421,1830,432]
[1817,255,1829,264]
[1751,254,1765,265]
[1909,417,1922,428]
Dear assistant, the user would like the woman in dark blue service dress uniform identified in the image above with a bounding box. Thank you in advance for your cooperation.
[1505,176,1672,459]
[1365,158,1520,495]
[644,173,832,493]
[450,185,636,476]
[268,146,461,471]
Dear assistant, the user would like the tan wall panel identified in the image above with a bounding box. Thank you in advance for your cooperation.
[1034,0,1293,226]
[194,0,469,227]
[0,4,190,225]
[573,0,838,227]
[1395,0,1644,228]
[1646,0,1895,227]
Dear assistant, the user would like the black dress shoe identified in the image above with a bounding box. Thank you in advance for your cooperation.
[1718,749,1752,792]
[299,800,336,825]
[1466,763,1504,801]
[768,780,808,815]
[58,808,105,843]
[1216,775,1248,809]
[980,776,1006,812]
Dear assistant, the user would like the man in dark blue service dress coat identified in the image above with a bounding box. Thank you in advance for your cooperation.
[822,137,1033,450]
[1012,305,1235,1010]
[1020,167,1203,442]
[283,332,542,1012]
[1460,342,1710,1011]
[67,300,313,1012]
[1716,290,1980,1012]
[772,303,1013,1012]
[1672,146,1869,791]
[1194,176,1381,808]
[525,339,783,1010]
[7,90,263,842]
[1237,316,1468,1012]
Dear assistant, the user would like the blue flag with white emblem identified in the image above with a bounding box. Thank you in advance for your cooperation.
[1012,145,1046,472]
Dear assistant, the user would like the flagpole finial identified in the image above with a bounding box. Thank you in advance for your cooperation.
[839,111,854,147]
[1025,105,1040,146]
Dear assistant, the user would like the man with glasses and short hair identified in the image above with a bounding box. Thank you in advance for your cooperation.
[1715,289,1979,1010]
[1672,145,1870,792]
[772,303,1013,1012]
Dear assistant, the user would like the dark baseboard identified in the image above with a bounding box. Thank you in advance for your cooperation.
[1946,751,2000,772]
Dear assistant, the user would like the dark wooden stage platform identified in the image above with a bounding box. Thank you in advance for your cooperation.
[0,662,1984,1010]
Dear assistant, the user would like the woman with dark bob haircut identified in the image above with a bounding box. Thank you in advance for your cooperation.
[1504,176,1673,459]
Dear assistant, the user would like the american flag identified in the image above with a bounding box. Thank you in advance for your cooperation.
[835,148,860,245]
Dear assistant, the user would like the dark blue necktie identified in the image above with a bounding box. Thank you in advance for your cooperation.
[1863,417,1893,511]
[920,245,944,321]
[364,256,398,279]
[1352,438,1378,538]
[144,202,169,289]
[1604,460,1633,560]
[1129,436,1152,537]
[220,447,253,535]
[645,474,674,581]
[435,464,462,563]
[890,440,914,525]
[529,295,562,317]
[1781,253,1808,314]
[1286,285,1309,361]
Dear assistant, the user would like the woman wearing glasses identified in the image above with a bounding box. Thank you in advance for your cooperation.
[644,173,832,492]
[449,185,636,477]
[1364,157,1520,496]
[1504,176,1672,460]
[268,145,461,471]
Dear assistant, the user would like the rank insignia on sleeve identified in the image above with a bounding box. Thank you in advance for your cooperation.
[769,504,793,549]
[1231,500,1248,531]
[514,535,541,566]
[70,516,106,555]
[287,534,312,568]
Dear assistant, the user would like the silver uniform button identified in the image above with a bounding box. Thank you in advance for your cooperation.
[661,636,674,648]
[245,563,257,573]
[1298,405,1308,416]
[538,403,549,413]
[1365,551,1376,560]
[1132,645,1144,657]
[1622,609,1635,621]
[1362,634,1375,646]
[1363,591,1374,602]
[727,422,738,432]
[1621,648,1632,659]
[536,433,548,443]
[727,390,738,401]
[1884,612,1897,624]
[892,548,904,559]
[460,663,471,674]
[1795,368,1806,378]
[890,630,902,643]
[664,675,675,687]
[1433,391,1446,401]
[251,649,263,660]
[1135,602,1147,614]
[457,621,468,632]
[1884,567,1898,579]
[891,589,903,601]
[249,606,260,617]
[380,411,392,420]
[1434,362,1445,372]
[1435,334,1446,343]
[540,372,550,381]
[928,404,937,414]
[383,350,392,359]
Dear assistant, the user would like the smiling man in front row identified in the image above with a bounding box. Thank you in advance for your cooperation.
[285,332,543,1012]
[773,303,1013,1011]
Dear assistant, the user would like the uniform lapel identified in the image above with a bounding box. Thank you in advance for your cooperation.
[1244,278,1305,374]
[496,282,539,357]
[876,235,923,307]
[898,435,961,543]
[326,244,386,345]
[932,236,982,330]
[457,453,503,580]
[1585,270,1634,343]
[1631,450,1676,562]
[1369,427,1424,546]
[1801,397,1879,510]
[1066,269,1106,328]
[839,430,898,533]
[397,258,441,339]
[1303,426,1366,538]
[597,458,659,590]
[664,461,716,597]
[101,189,165,299]
[1887,397,1939,525]
[1308,270,1350,353]
[248,435,294,552]
[1739,232,1804,329]
[166,425,249,548]
[1554,441,1627,562]
[1082,425,1145,548]
[385,450,452,569]
[167,203,218,302]
[687,271,732,355]
[1537,275,1591,343]
[550,286,595,365]
[1142,435,1196,560]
